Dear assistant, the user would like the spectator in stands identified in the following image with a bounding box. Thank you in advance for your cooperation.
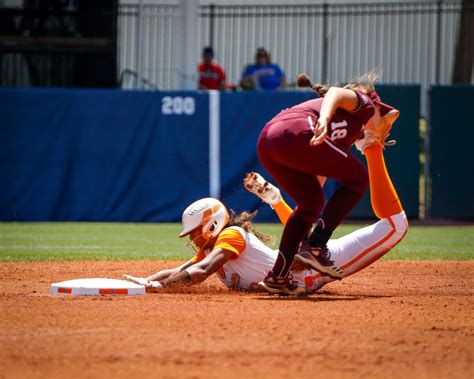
[240,47,286,91]
[197,46,226,90]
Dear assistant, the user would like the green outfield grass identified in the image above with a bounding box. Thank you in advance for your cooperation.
[0,222,473,262]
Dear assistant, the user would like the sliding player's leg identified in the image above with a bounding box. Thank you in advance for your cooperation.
[243,172,326,226]
[243,172,292,225]
[333,144,408,274]
[365,145,403,219]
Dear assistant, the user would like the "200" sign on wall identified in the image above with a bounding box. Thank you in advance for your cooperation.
[161,96,195,115]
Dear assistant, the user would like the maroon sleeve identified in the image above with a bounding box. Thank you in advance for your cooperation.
[350,90,375,124]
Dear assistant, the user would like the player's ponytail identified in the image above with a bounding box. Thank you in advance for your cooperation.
[297,68,382,96]
[228,210,274,244]
[296,74,329,97]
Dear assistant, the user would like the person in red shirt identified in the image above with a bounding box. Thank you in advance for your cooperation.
[197,46,226,90]
[257,70,398,295]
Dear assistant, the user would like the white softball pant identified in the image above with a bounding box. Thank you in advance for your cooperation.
[292,211,408,293]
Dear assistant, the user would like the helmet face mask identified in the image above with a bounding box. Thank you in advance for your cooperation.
[180,198,230,250]
[185,226,211,252]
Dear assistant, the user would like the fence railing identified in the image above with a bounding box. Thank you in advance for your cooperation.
[118,1,472,91]
[118,3,180,90]
[0,2,470,90]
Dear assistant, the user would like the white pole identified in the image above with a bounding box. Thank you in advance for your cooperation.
[136,0,144,89]
[209,90,220,198]
[178,0,198,90]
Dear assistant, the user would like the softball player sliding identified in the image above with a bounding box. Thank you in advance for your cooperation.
[124,125,408,295]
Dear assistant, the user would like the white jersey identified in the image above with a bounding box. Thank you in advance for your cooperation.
[213,226,277,290]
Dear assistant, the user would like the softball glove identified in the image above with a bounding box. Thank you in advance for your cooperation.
[355,109,400,154]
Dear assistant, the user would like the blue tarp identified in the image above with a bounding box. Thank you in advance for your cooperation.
[0,87,420,222]
[0,89,210,221]
[430,85,474,219]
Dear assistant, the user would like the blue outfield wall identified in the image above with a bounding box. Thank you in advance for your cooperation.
[0,89,210,221]
[430,85,474,219]
[0,87,420,222]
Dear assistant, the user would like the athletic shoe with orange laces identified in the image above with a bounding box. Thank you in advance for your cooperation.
[243,172,281,205]
[258,271,306,296]
[294,246,344,279]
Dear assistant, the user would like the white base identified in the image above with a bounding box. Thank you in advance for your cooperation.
[51,278,146,296]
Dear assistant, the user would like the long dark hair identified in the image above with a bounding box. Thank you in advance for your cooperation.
[228,210,274,244]
[296,69,382,96]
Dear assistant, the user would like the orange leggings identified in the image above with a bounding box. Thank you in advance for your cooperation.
[273,145,402,224]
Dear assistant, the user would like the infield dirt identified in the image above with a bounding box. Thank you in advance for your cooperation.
[1,260,473,379]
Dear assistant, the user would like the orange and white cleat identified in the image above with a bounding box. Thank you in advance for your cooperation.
[243,172,281,205]
[258,271,306,296]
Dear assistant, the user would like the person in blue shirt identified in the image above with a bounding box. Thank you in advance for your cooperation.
[240,47,286,91]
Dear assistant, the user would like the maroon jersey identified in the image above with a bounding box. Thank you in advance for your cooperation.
[272,90,375,150]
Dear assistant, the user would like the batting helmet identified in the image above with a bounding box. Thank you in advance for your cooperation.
[179,198,230,239]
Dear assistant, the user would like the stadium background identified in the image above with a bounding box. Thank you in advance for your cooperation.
[0,0,473,222]
[1,3,473,379]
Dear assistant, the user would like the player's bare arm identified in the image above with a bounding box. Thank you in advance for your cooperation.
[146,259,195,281]
[147,248,235,291]
[185,248,235,283]
[311,87,360,146]
[123,258,196,285]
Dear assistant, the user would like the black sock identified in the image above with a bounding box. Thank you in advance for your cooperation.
[308,219,333,248]
[273,213,312,277]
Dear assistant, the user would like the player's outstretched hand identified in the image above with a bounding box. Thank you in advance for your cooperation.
[123,274,149,286]
[145,281,163,293]
[310,119,328,146]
